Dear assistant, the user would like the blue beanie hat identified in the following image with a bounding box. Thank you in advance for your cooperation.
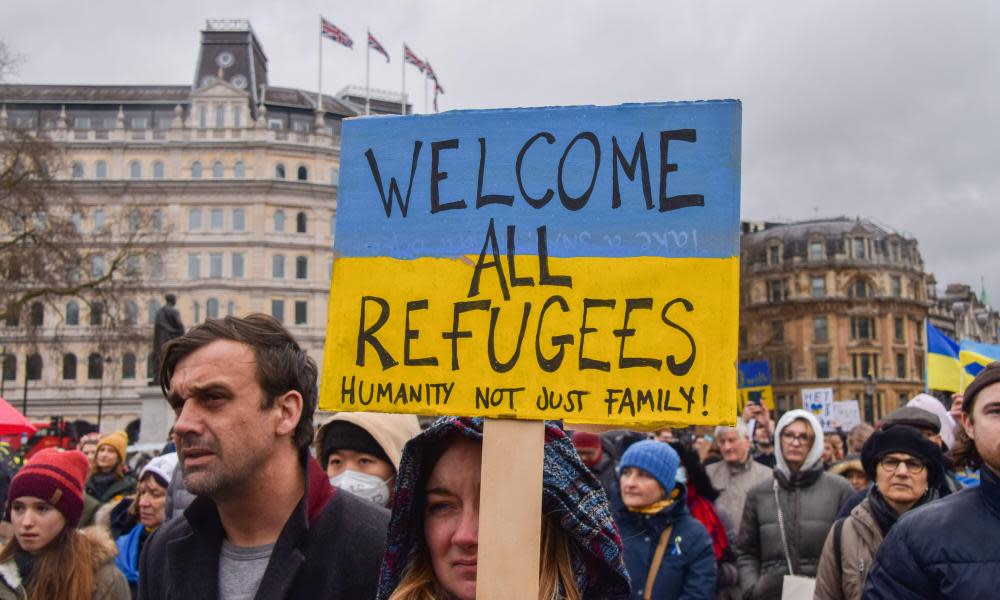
[619,440,680,494]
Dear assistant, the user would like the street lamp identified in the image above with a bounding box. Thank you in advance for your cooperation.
[97,354,114,431]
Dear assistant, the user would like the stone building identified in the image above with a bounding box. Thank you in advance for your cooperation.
[0,19,398,432]
[739,217,930,424]
[927,279,999,345]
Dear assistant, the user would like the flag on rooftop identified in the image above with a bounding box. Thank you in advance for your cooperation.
[403,44,425,72]
[321,18,354,48]
[368,32,390,62]
[927,323,961,393]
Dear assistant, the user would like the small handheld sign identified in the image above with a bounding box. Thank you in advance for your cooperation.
[321,100,741,598]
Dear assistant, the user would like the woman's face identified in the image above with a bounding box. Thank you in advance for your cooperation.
[876,452,929,510]
[619,466,665,508]
[423,438,481,600]
[81,442,98,464]
[11,496,66,555]
[95,445,119,472]
[845,470,869,491]
[137,474,168,529]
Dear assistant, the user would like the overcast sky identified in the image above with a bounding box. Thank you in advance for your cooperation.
[5,1,998,305]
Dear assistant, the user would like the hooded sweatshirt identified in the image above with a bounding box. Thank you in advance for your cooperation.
[314,412,422,473]
[376,417,631,600]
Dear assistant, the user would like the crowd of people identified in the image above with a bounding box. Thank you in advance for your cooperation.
[0,313,997,599]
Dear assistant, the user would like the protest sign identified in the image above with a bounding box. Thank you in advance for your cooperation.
[833,400,862,431]
[320,101,743,429]
[802,387,836,431]
[737,360,775,412]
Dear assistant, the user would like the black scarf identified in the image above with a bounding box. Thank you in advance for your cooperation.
[868,486,937,536]
[13,551,36,589]
[88,471,118,500]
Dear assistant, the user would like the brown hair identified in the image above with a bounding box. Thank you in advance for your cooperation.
[949,427,981,470]
[88,447,124,479]
[0,525,94,600]
[159,313,317,451]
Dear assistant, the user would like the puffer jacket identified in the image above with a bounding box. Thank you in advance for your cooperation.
[813,497,883,600]
[863,465,1000,599]
[617,485,717,600]
[376,417,631,600]
[736,410,853,600]
[0,526,131,600]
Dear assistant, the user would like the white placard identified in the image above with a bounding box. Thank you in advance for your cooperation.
[801,387,835,431]
[833,400,862,431]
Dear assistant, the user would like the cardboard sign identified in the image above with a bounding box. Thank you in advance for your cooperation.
[833,400,862,431]
[802,387,836,431]
[737,361,774,412]
[320,101,742,428]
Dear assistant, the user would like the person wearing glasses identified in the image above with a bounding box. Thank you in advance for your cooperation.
[736,409,853,600]
[814,426,944,600]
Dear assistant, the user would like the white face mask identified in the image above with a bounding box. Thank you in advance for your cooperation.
[329,470,392,507]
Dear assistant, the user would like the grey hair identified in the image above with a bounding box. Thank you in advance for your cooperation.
[715,420,750,440]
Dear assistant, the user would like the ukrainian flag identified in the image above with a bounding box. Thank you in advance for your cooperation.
[927,323,961,392]
[960,340,1000,389]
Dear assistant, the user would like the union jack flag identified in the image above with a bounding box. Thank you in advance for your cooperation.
[403,44,425,73]
[321,17,353,48]
[425,61,444,94]
[368,32,390,63]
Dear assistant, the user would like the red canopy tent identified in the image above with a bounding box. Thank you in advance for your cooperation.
[0,397,37,436]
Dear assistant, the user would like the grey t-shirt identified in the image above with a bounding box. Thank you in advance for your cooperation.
[218,539,274,600]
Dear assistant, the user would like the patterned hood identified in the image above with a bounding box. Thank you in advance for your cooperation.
[376,417,631,599]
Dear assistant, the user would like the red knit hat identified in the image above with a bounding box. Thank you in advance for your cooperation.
[6,448,90,526]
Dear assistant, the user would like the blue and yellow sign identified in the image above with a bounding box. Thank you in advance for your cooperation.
[321,101,742,428]
[737,361,774,412]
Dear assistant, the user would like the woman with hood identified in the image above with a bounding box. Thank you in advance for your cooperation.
[736,410,854,600]
[0,448,130,599]
[814,426,944,600]
[314,412,421,508]
[616,440,717,600]
[377,417,630,600]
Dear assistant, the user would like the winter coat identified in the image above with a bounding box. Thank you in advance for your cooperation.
[735,410,853,600]
[617,485,717,600]
[813,497,883,600]
[115,523,150,596]
[863,465,1000,599]
[0,526,131,600]
[86,473,137,505]
[163,463,195,522]
[706,457,772,537]
[137,454,389,600]
[377,417,631,600]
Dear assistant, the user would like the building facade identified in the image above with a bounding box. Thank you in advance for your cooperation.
[739,217,931,424]
[927,279,999,345]
[0,20,380,431]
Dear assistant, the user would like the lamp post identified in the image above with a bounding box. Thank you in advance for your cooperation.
[97,354,114,431]
[0,345,6,398]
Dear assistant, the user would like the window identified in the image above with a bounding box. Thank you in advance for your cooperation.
[295,301,307,325]
[815,353,830,379]
[66,301,80,326]
[153,161,165,179]
[768,245,781,266]
[189,208,202,231]
[148,254,164,279]
[891,276,902,299]
[771,320,784,343]
[894,317,904,342]
[852,353,879,379]
[329,215,336,238]
[772,355,791,382]
[90,255,106,278]
[95,161,107,179]
[63,354,77,380]
[767,279,788,302]
[296,211,307,233]
[147,300,161,325]
[233,208,245,231]
[808,240,824,261]
[151,209,163,231]
[234,161,245,178]
[268,118,284,130]
[87,353,103,380]
[295,256,308,279]
[275,164,286,179]
[147,354,157,380]
[71,211,83,232]
[811,275,826,298]
[896,352,906,379]
[30,302,44,327]
[2,355,15,381]
[74,117,91,129]
[850,279,870,298]
[193,301,200,324]
[271,299,285,323]
[234,108,242,128]
[812,316,828,343]
[851,316,876,340]
[26,354,43,381]
[122,353,136,379]
[94,208,106,230]
[853,238,866,259]
[192,161,203,179]
[210,208,224,230]
[914,321,923,344]
[124,301,139,326]
[188,254,201,279]
[130,117,148,129]
[129,161,141,179]
[206,298,220,319]
[227,301,235,316]
[890,242,900,261]
[274,210,286,232]
[330,167,339,185]
[232,253,245,278]
[212,161,224,179]
[272,255,285,278]
[72,162,84,178]
[209,253,223,278]
[297,166,308,181]
[199,106,207,128]
[128,210,141,232]
[215,105,225,128]
[89,302,104,326]
[125,255,140,278]
[915,352,924,380]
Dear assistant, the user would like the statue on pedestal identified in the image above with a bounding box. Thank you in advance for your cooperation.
[151,294,185,385]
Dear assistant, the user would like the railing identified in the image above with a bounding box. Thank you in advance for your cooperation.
[46,125,342,149]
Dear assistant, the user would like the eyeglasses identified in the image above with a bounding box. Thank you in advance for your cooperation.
[878,457,926,474]
[780,432,812,445]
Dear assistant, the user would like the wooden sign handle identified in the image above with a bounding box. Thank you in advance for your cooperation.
[477,418,544,600]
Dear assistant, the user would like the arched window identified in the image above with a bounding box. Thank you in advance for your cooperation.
[234,161,245,178]
[152,161,165,179]
[129,160,142,179]
[212,161,224,178]
[297,165,308,181]
[206,298,220,319]
[128,209,141,232]
[330,167,339,185]
[850,278,871,299]
[95,160,107,179]
[296,211,307,233]
[90,302,104,326]
[87,353,103,380]
[2,355,16,381]
[94,208,106,230]
[66,301,80,326]
[26,354,43,381]
[122,353,136,379]
[274,210,286,232]
[272,255,285,278]
[275,164,286,179]
[295,256,308,279]
[191,161,203,179]
[30,302,44,327]
[151,209,163,231]
[125,301,139,326]
[147,300,161,325]
[63,353,77,380]
[72,162,84,179]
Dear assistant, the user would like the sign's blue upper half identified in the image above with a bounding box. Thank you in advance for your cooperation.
[334,100,741,259]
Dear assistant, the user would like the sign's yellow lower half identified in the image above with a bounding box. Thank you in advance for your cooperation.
[320,255,738,429]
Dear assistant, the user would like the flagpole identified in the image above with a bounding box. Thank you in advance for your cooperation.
[317,16,323,112]
[365,28,371,116]
[401,44,407,115]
